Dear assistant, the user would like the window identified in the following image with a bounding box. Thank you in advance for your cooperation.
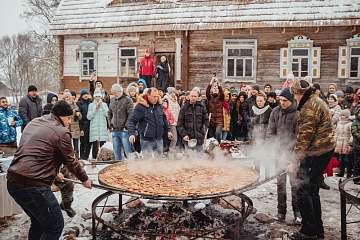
[119,48,137,77]
[350,48,360,78]
[223,39,257,81]
[291,49,309,77]
[280,35,321,79]
[82,52,95,76]
[338,34,360,79]
[79,40,98,79]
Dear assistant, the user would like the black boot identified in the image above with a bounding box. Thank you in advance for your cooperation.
[60,201,76,217]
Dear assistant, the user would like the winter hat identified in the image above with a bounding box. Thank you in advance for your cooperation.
[304,76,313,85]
[328,94,338,102]
[127,84,139,95]
[28,85,37,92]
[344,85,354,94]
[340,109,351,118]
[51,100,73,117]
[279,88,294,102]
[93,89,102,98]
[111,83,123,94]
[335,90,345,98]
[46,92,58,104]
[137,78,147,89]
[291,79,310,95]
[80,89,89,97]
[63,91,72,98]
[167,87,176,94]
[287,73,295,81]
[230,88,239,96]
[275,89,282,96]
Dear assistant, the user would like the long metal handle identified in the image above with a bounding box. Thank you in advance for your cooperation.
[63,178,113,192]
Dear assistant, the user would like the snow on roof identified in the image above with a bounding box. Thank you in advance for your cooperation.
[50,0,360,35]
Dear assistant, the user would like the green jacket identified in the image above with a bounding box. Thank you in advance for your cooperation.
[294,93,335,157]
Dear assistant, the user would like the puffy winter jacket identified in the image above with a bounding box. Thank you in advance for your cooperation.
[267,103,297,149]
[0,107,23,144]
[87,101,109,143]
[18,95,42,130]
[138,55,155,76]
[177,101,209,145]
[335,119,352,154]
[128,96,168,141]
[108,95,134,131]
[295,91,336,157]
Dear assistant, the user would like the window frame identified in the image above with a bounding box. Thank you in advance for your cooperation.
[78,40,98,81]
[349,47,360,79]
[290,48,310,78]
[223,39,257,83]
[118,47,137,78]
[81,51,96,77]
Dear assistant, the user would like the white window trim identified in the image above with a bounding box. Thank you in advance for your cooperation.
[119,47,137,78]
[78,40,98,81]
[223,39,257,83]
[349,47,360,80]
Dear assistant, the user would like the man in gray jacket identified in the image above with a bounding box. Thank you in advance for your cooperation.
[19,85,42,131]
[267,88,301,224]
[108,84,134,161]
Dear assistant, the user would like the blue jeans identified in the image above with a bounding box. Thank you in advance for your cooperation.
[141,138,163,155]
[7,183,64,240]
[112,131,132,161]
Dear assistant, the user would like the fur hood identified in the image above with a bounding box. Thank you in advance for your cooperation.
[137,95,162,108]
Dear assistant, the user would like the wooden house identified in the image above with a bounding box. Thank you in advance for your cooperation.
[50,0,360,92]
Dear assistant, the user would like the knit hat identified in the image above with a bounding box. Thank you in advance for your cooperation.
[328,94,338,102]
[80,89,89,97]
[28,85,37,92]
[111,83,123,94]
[51,100,73,117]
[335,90,345,98]
[167,87,176,94]
[344,85,354,94]
[127,84,139,95]
[94,89,102,98]
[340,109,351,118]
[290,79,310,95]
[304,76,313,85]
[275,89,282,96]
[230,88,239,96]
[279,88,294,102]
[63,91,72,98]
[46,92,58,104]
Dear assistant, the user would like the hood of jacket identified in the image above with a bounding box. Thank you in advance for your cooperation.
[46,92,58,104]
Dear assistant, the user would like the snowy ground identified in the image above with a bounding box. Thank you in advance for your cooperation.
[1,162,360,240]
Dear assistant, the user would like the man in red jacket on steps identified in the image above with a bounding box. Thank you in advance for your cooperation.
[138,49,155,88]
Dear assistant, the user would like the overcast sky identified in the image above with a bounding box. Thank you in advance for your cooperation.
[0,0,42,38]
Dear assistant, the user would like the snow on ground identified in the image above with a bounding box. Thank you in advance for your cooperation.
[1,163,360,240]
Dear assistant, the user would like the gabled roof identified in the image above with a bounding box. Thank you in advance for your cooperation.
[50,0,360,35]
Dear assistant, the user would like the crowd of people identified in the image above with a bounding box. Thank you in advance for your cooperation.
[1,72,360,239]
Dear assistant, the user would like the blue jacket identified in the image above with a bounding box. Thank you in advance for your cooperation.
[128,97,168,141]
[0,106,23,144]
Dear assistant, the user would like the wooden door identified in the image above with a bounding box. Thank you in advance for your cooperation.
[155,52,175,88]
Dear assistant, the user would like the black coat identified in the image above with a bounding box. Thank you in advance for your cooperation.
[128,98,168,141]
[18,95,43,131]
[76,99,91,132]
[177,101,209,145]
[156,62,170,91]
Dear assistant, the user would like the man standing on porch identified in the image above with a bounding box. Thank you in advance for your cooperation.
[138,49,155,88]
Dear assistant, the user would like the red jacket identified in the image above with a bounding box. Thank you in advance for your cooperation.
[138,55,155,76]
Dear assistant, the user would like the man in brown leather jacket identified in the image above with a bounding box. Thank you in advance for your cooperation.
[7,100,92,240]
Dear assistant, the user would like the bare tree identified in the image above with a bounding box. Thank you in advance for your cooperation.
[22,0,61,24]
